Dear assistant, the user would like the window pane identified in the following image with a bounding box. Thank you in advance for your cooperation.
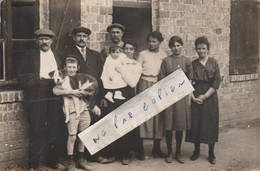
[0,42,3,80]
[11,1,37,39]
[13,41,35,76]
[229,0,259,75]
[0,0,3,80]
[0,0,3,39]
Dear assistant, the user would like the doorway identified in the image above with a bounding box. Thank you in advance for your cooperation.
[113,5,152,52]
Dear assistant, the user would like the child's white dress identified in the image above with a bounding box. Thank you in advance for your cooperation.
[101,53,134,89]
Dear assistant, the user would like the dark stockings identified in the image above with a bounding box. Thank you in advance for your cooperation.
[208,143,215,156]
[175,131,183,154]
[153,139,161,152]
[139,138,144,154]
[166,131,172,155]
[166,131,183,155]
[194,142,200,154]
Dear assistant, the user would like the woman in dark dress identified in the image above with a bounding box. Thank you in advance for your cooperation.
[116,39,142,165]
[159,36,193,164]
[186,36,221,164]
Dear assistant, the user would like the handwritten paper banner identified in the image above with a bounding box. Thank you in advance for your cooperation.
[78,69,194,155]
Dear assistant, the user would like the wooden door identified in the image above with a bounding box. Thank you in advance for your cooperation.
[49,0,81,51]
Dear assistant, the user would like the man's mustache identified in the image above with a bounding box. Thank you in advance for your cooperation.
[79,40,85,43]
[41,44,49,47]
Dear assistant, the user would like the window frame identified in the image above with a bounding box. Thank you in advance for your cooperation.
[0,0,39,84]
[229,0,260,82]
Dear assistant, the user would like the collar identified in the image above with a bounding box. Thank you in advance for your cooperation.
[76,45,87,52]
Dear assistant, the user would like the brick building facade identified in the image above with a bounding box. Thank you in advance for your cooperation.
[0,0,259,169]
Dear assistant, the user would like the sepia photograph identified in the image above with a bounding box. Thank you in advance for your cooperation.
[0,0,259,170]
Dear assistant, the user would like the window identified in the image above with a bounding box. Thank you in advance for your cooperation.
[229,0,259,81]
[0,0,39,82]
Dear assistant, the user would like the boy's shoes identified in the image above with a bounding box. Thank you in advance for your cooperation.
[105,92,114,103]
[67,161,76,171]
[114,91,126,100]
[76,160,92,171]
[77,152,92,171]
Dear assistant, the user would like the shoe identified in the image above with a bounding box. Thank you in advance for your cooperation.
[175,153,184,164]
[96,156,113,164]
[208,153,216,164]
[114,91,126,100]
[29,168,37,171]
[67,161,76,171]
[152,150,167,158]
[107,155,116,163]
[121,157,129,165]
[105,92,114,103]
[54,163,66,170]
[190,151,200,161]
[137,152,145,161]
[165,154,173,163]
[76,159,92,171]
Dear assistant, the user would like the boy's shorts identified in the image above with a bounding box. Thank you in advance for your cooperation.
[67,110,91,135]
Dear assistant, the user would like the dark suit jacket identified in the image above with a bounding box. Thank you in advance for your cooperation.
[64,45,103,81]
[18,48,62,102]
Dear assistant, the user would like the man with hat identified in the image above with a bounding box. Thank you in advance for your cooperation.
[65,26,103,81]
[18,28,65,171]
[100,23,125,63]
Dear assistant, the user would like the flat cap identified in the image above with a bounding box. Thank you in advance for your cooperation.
[72,27,91,35]
[34,28,56,37]
[65,54,80,63]
[106,23,125,32]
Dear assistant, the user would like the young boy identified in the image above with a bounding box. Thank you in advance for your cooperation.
[101,45,136,103]
[53,55,100,171]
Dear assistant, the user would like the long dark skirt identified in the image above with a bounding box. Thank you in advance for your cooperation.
[185,82,219,144]
[98,86,140,157]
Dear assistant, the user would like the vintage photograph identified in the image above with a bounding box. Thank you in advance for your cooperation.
[0,0,259,171]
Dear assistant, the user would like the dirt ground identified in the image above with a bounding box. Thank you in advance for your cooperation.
[4,119,260,171]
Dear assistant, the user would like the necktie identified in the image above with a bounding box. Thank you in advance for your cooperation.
[81,48,86,61]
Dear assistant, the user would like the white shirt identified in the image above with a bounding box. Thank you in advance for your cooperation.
[137,49,167,82]
[40,50,58,79]
[76,45,86,61]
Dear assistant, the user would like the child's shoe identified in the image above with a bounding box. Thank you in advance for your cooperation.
[114,91,126,100]
[104,91,114,103]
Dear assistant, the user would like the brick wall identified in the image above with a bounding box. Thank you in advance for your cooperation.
[81,0,113,51]
[156,0,260,126]
[0,91,29,169]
